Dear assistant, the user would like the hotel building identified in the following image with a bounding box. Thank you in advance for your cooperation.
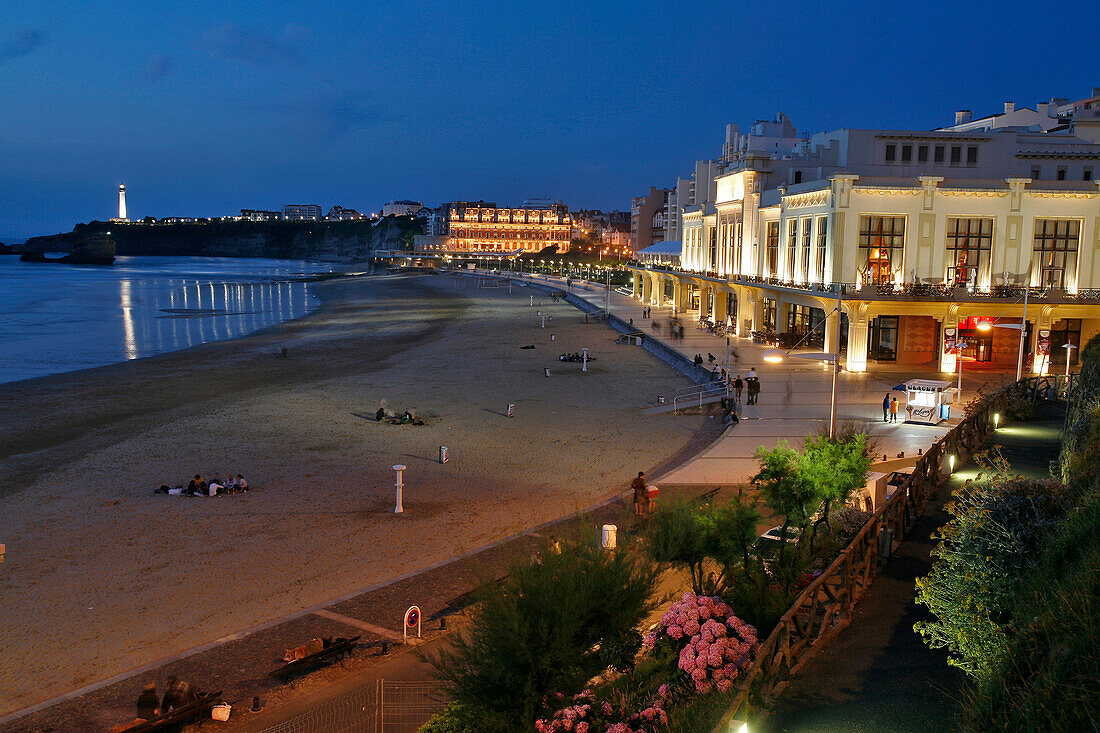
[430,201,572,254]
[632,95,1100,375]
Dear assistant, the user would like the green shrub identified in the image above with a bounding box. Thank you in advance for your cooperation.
[958,486,1100,731]
[915,448,1075,678]
[418,703,475,733]
[425,536,660,732]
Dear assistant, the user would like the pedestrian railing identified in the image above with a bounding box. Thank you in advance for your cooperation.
[259,679,447,733]
[672,381,729,413]
[714,376,1049,730]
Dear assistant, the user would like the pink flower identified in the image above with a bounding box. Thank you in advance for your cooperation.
[667,624,684,639]
[576,723,588,733]
[601,702,613,716]
[716,678,733,692]
[692,668,707,682]
[657,684,670,698]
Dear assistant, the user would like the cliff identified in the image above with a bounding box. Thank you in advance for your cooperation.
[21,216,419,262]
[21,235,116,265]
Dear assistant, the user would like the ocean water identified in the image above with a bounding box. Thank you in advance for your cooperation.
[0,255,337,384]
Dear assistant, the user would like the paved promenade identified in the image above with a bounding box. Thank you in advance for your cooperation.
[512,271,1017,486]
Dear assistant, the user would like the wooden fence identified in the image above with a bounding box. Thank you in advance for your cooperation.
[714,376,1056,729]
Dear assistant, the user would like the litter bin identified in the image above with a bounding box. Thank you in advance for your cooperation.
[601,524,617,550]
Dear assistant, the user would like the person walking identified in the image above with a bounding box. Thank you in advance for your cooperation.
[890,396,900,423]
[882,393,891,423]
[748,376,761,405]
[733,375,744,404]
[631,471,648,517]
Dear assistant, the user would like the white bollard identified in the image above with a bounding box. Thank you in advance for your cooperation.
[582,347,589,372]
[550,334,555,341]
[601,524,617,550]
[541,316,546,328]
[530,295,534,306]
[393,464,407,513]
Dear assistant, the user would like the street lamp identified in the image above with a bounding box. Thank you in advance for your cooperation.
[1063,342,1076,378]
[761,284,843,438]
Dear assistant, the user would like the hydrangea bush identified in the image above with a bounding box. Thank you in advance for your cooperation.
[643,592,758,693]
[535,688,669,733]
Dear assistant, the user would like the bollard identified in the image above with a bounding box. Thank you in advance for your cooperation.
[440,617,448,630]
[507,403,515,417]
[544,368,551,377]
[541,316,546,328]
[439,446,449,464]
[601,524,617,550]
[550,334,555,341]
[582,347,589,372]
[530,295,534,306]
[250,696,263,713]
[381,641,389,655]
[393,464,407,513]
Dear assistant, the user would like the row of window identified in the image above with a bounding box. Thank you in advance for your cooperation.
[857,216,1080,289]
[687,214,1084,291]
[884,142,978,166]
[1030,164,1094,181]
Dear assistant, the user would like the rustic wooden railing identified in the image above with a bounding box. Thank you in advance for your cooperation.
[714,376,1052,730]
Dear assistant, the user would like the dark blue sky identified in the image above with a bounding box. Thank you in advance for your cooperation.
[1,0,1097,241]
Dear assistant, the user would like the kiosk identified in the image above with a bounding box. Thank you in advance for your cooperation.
[901,379,953,424]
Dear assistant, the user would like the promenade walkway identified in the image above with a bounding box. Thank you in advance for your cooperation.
[756,402,1064,732]
[509,271,1017,487]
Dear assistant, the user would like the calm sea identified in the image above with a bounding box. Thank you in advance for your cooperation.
[0,255,338,384]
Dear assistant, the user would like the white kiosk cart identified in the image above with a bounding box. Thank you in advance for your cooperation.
[901,379,953,424]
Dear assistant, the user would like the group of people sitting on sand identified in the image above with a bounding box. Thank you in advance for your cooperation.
[156,473,248,497]
[376,407,426,425]
[558,352,595,363]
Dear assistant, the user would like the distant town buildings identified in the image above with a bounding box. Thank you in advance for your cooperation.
[282,204,324,221]
[630,87,1100,375]
[240,209,282,221]
[381,200,424,217]
[325,206,365,221]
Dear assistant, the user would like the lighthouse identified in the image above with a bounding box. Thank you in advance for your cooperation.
[118,184,128,221]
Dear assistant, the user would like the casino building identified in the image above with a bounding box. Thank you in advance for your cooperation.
[631,96,1100,374]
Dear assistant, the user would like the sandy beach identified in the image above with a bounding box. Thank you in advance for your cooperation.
[0,272,707,717]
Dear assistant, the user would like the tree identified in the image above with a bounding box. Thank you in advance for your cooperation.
[426,537,660,732]
[644,498,760,595]
[801,433,871,544]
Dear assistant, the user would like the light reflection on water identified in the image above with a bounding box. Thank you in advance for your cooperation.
[0,255,336,384]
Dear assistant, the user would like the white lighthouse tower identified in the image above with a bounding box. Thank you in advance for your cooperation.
[117,184,128,222]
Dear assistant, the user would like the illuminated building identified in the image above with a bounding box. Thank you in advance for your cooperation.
[282,204,323,221]
[632,92,1100,375]
[444,201,572,253]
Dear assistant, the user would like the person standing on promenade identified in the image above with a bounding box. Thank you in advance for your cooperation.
[631,471,648,517]
[890,396,900,423]
[748,376,761,405]
[733,375,744,405]
[882,393,891,422]
[748,366,757,380]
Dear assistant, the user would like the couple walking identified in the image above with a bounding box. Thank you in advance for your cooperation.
[883,393,900,422]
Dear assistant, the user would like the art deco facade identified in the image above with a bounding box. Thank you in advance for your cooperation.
[632,99,1100,375]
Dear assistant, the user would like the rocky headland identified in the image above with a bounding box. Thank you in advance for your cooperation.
[20,215,419,262]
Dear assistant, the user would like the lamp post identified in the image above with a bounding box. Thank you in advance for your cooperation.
[1063,342,1076,378]
[763,283,843,439]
